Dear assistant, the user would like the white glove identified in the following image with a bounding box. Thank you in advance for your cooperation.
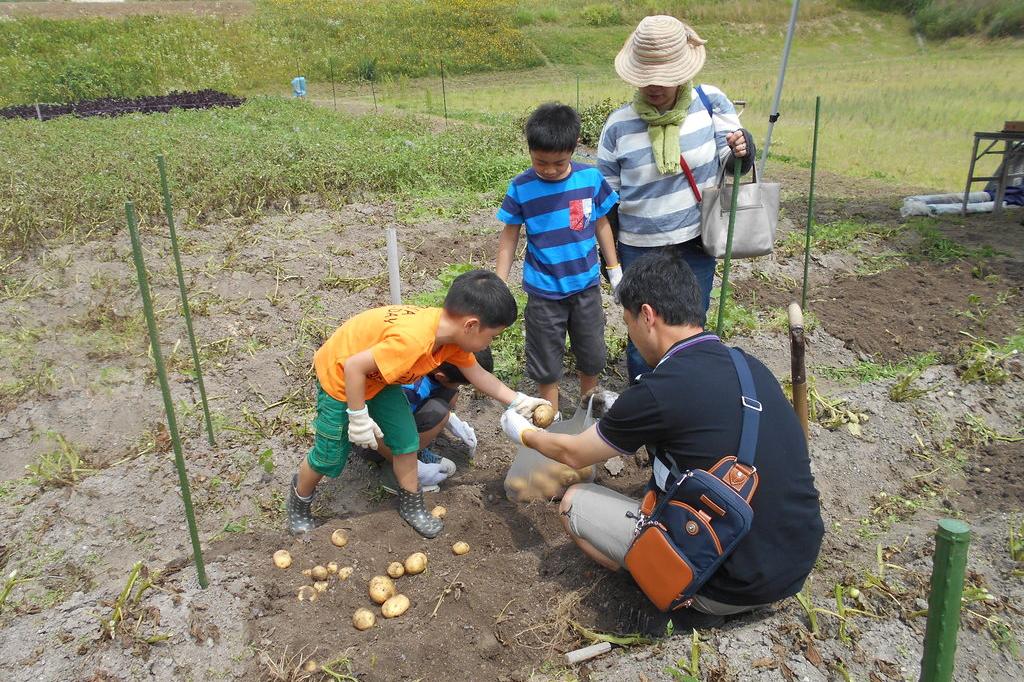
[418,461,451,487]
[347,407,383,450]
[508,392,551,419]
[606,264,623,293]
[446,412,477,457]
[501,409,538,445]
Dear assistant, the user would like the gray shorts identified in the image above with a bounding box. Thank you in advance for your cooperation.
[565,483,639,568]
[525,286,606,384]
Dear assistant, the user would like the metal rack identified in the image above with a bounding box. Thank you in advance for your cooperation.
[961,129,1024,216]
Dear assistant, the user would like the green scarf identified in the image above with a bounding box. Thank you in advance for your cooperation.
[632,83,692,175]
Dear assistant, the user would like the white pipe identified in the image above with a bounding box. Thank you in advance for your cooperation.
[758,0,800,177]
[564,641,611,665]
[386,227,401,304]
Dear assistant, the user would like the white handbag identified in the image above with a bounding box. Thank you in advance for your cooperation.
[697,161,780,259]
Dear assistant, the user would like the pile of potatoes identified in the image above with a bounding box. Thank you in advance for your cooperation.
[272,528,472,631]
[506,461,594,503]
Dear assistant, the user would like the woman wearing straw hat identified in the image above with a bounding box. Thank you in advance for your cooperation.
[598,15,755,383]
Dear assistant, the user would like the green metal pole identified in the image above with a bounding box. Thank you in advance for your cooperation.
[439,61,448,127]
[801,96,821,311]
[157,155,215,447]
[920,519,971,682]
[715,157,743,336]
[125,202,209,589]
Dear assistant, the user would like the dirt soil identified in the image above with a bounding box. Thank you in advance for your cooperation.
[0,138,1022,681]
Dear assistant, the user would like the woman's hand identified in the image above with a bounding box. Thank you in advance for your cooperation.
[726,131,748,158]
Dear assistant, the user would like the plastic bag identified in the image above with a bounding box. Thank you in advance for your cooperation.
[503,397,598,503]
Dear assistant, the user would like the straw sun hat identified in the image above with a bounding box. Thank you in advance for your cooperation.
[614,15,707,88]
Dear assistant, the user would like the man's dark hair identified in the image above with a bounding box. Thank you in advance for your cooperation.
[436,348,494,384]
[616,251,704,327]
[443,270,517,328]
[525,103,580,153]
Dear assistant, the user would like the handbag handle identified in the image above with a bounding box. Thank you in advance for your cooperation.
[714,151,758,189]
[681,145,757,202]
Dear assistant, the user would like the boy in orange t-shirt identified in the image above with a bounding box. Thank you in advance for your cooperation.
[288,269,550,538]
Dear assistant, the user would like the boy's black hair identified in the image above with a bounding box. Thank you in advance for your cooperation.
[616,251,704,328]
[524,103,581,153]
[443,270,517,329]
[436,348,494,384]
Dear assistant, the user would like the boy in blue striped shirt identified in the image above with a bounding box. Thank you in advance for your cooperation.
[496,103,620,414]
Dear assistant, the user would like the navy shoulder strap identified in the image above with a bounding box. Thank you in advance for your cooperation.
[727,347,760,467]
[695,85,713,118]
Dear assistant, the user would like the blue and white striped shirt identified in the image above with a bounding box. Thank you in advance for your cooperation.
[497,162,618,299]
[597,84,741,247]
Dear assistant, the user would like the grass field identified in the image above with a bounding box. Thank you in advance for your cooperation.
[1,0,1022,254]
[0,98,524,252]
[357,7,1024,191]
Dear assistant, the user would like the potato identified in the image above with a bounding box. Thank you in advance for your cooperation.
[430,505,447,519]
[301,568,312,578]
[310,565,329,581]
[303,660,318,673]
[272,550,292,569]
[387,561,405,579]
[576,465,594,481]
[404,552,428,575]
[326,561,339,575]
[313,580,329,593]
[532,404,556,428]
[556,467,580,487]
[338,566,353,580]
[532,471,560,499]
[331,529,349,547]
[297,585,318,602]
[452,541,470,555]
[368,575,396,604]
[506,476,528,492]
[381,593,411,618]
[352,607,376,631]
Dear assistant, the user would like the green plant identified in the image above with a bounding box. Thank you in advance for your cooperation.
[665,629,701,681]
[817,352,938,383]
[780,219,897,256]
[0,570,31,613]
[956,334,1019,385]
[578,98,617,146]
[97,561,167,644]
[579,4,622,27]
[258,448,275,474]
[888,367,932,402]
[707,288,758,340]
[957,291,1014,327]
[1010,517,1024,563]
[25,432,94,488]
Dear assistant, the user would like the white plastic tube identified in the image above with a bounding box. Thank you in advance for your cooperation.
[386,227,401,304]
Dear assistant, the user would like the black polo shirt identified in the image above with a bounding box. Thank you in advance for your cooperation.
[596,332,824,606]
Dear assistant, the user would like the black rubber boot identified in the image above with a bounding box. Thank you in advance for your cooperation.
[287,474,316,534]
[397,486,443,538]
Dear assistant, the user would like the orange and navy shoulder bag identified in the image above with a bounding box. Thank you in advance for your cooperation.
[624,345,761,612]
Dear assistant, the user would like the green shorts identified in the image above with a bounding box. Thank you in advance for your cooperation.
[306,383,419,478]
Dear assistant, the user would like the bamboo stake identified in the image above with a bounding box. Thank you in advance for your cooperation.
[920,520,971,682]
[715,157,743,337]
[157,155,215,447]
[802,96,821,311]
[125,202,208,589]
[439,61,448,127]
[329,57,337,111]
